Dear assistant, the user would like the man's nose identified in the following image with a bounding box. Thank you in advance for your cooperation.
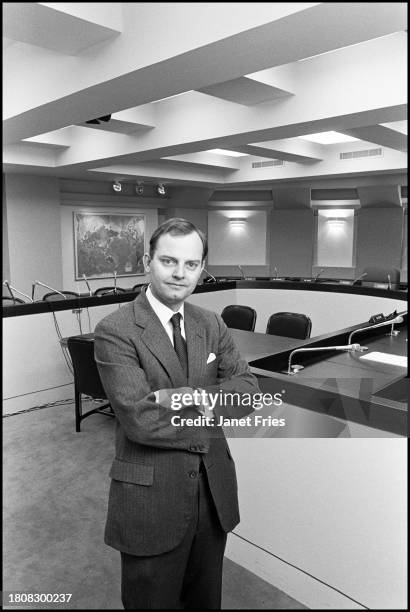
[172,263,185,278]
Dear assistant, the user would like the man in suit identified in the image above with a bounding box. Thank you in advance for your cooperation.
[94,218,260,609]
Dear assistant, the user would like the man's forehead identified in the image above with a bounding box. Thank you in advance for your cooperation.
[155,232,203,256]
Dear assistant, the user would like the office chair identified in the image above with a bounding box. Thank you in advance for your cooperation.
[66,336,115,432]
[132,284,144,292]
[221,305,257,331]
[42,291,80,301]
[2,296,25,305]
[266,312,312,339]
[362,267,400,285]
[94,286,127,296]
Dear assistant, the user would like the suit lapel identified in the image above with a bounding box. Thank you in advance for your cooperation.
[133,290,187,388]
[133,291,208,388]
[184,303,207,387]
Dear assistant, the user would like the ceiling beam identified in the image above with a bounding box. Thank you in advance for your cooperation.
[198,76,293,106]
[338,125,407,152]
[234,138,324,162]
[4,4,406,142]
[52,33,406,169]
[3,2,122,54]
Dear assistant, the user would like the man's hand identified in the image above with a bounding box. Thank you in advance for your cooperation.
[153,387,214,420]
[193,388,215,421]
[153,387,195,410]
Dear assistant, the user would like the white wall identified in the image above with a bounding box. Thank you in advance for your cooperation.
[270,209,315,277]
[356,208,404,272]
[4,174,62,295]
[208,210,267,266]
[316,210,354,268]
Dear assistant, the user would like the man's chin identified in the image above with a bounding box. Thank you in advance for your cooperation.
[168,289,189,301]
[161,287,189,304]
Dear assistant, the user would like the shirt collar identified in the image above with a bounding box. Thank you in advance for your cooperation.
[146,285,184,327]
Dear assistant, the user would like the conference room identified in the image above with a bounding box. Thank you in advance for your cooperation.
[3,3,407,610]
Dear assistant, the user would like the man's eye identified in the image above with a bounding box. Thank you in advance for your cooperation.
[186,262,198,270]
[162,258,173,265]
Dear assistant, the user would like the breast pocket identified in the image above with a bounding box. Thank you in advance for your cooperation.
[204,360,218,383]
[109,458,154,486]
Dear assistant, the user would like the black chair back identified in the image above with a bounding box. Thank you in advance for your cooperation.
[94,286,127,296]
[221,305,257,331]
[67,337,107,399]
[43,291,80,301]
[266,312,312,339]
[362,267,400,284]
[2,296,25,305]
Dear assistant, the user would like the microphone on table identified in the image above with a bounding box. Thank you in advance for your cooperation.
[285,343,366,375]
[313,268,325,282]
[114,271,117,293]
[237,265,245,279]
[203,268,217,283]
[82,274,92,296]
[348,314,405,344]
[273,266,279,279]
[352,272,367,285]
[387,274,392,290]
[3,280,33,303]
[32,280,67,300]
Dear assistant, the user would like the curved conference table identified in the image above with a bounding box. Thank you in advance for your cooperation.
[3,278,407,436]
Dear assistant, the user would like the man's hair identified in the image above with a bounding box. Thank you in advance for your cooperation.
[149,218,208,261]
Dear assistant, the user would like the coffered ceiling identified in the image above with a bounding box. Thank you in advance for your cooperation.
[3,2,407,190]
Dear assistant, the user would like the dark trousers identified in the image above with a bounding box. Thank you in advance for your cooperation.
[120,470,227,609]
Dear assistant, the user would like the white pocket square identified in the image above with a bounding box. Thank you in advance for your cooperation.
[206,353,216,364]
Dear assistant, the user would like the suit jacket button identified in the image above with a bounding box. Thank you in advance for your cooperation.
[189,471,197,479]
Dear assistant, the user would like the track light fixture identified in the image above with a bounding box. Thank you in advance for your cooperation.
[112,180,122,193]
[85,114,112,125]
[156,183,166,196]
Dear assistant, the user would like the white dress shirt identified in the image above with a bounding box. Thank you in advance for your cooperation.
[146,285,186,346]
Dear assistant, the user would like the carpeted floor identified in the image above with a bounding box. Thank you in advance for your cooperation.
[3,402,307,609]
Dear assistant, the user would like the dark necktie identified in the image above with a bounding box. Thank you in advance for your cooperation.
[170,313,188,379]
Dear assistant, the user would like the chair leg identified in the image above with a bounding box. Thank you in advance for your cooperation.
[75,388,82,432]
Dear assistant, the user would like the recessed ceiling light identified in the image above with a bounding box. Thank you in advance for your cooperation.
[298,131,360,145]
[207,149,247,157]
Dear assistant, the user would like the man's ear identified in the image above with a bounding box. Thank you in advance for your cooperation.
[143,253,151,273]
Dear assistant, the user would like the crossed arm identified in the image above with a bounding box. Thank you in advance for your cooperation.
[94,314,260,452]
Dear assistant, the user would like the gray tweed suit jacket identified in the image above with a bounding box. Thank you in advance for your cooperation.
[94,289,259,556]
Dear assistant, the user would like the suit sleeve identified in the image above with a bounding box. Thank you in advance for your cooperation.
[200,314,261,419]
[94,319,210,452]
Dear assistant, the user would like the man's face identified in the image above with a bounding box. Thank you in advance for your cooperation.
[144,231,204,310]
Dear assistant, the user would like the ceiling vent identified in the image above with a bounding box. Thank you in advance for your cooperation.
[339,148,383,160]
[252,159,285,168]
